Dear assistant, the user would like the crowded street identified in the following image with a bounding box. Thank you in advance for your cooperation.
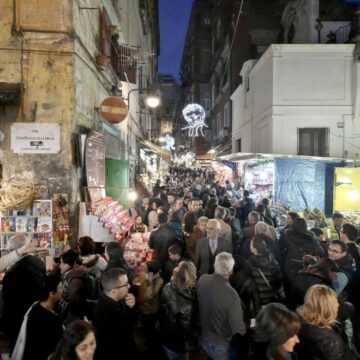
[1,0,360,359]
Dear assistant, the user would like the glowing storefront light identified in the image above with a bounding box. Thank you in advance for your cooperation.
[181,103,208,137]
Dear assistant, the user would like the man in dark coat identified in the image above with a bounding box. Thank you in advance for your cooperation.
[92,268,138,359]
[2,234,46,353]
[195,219,233,276]
[149,212,178,274]
[182,198,205,239]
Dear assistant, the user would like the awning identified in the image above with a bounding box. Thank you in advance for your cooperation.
[139,139,172,162]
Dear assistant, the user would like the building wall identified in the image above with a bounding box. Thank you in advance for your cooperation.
[233,44,358,159]
[0,0,76,206]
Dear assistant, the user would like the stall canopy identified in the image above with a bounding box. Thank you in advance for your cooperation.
[139,139,172,162]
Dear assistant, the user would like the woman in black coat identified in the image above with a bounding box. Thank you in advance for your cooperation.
[159,261,198,358]
[297,284,355,360]
[243,236,283,314]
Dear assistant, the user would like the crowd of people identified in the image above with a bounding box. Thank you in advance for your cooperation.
[1,169,360,360]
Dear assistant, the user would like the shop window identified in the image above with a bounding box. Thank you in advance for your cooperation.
[298,128,329,157]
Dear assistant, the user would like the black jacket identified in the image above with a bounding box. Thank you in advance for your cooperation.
[159,282,198,353]
[149,224,178,270]
[244,252,282,307]
[283,230,323,280]
[2,255,46,351]
[297,322,353,360]
[291,272,332,308]
[93,293,138,359]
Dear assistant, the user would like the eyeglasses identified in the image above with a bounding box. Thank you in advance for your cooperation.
[113,283,130,290]
[328,247,343,254]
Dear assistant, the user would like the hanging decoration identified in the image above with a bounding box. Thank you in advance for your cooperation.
[163,134,175,151]
[181,103,207,137]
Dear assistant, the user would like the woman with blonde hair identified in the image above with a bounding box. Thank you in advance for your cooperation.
[159,261,198,359]
[297,284,354,360]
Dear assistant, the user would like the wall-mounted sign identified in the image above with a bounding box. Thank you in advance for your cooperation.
[100,96,128,124]
[181,103,208,137]
[11,123,61,154]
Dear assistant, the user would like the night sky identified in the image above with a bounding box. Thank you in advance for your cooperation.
[158,0,194,82]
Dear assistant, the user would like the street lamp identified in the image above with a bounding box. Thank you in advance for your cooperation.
[125,87,161,110]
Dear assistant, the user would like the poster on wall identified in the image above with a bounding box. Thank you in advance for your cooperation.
[11,123,61,154]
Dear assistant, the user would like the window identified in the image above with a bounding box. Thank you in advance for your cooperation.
[236,138,242,152]
[224,103,230,128]
[298,128,329,157]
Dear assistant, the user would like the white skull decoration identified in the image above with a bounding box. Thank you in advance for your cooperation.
[181,103,208,137]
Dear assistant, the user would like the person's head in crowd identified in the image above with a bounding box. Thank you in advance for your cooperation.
[206,219,221,240]
[303,284,339,328]
[332,212,344,229]
[189,198,201,213]
[167,194,175,206]
[183,196,191,207]
[310,227,325,242]
[340,223,358,243]
[292,218,308,233]
[244,190,250,198]
[104,242,124,262]
[214,206,226,220]
[202,193,210,208]
[255,221,270,236]
[172,261,197,291]
[59,249,80,274]
[134,215,144,225]
[170,211,182,225]
[168,244,182,261]
[250,236,268,256]
[328,240,348,261]
[262,198,270,206]
[228,207,237,219]
[205,196,218,210]
[209,188,217,197]
[39,269,63,304]
[197,216,209,234]
[146,260,160,275]
[50,320,96,360]
[230,198,239,208]
[174,198,183,210]
[150,200,158,210]
[286,212,300,226]
[301,255,318,269]
[214,252,235,279]
[158,212,168,225]
[78,236,95,256]
[255,204,265,215]
[8,233,29,251]
[303,257,338,280]
[248,211,260,226]
[102,268,129,301]
[256,303,300,360]
[142,196,149,208]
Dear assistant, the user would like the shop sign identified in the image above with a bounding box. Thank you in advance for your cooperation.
[11,123,61,154]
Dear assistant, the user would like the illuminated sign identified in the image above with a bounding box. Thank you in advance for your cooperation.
[181,104,208,137]
[163,134,175,150]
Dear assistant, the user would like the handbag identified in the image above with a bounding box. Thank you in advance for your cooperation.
[257,268,285,303]
[11,302,38,360]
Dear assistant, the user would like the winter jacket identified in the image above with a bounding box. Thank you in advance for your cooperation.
[283,230,323,280]
[159,282,198,353]
[291,272,332,307]
[138,273,164,314]
[297,322,353,360]
[244,252,282,308]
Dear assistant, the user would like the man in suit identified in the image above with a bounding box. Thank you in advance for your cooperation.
[195,219,233,276]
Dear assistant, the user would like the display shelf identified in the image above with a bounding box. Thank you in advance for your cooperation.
[0,200,53,255]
